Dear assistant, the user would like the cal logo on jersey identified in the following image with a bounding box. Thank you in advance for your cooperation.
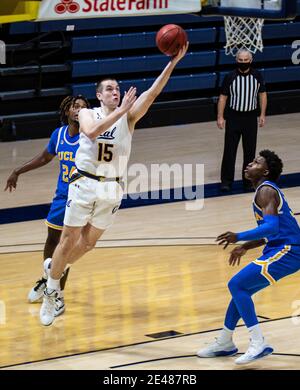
[98,127,116,140]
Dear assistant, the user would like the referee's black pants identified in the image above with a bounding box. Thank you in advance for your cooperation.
[221,111,258,188]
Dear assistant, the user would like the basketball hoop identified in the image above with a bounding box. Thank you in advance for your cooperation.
[201,0,297,56]
[223,15,264,56]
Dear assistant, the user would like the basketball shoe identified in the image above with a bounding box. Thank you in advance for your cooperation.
[27,258,52,302]
[54,296,65,317]
[27,277,47,303]
[197,338,238,358]
[40,288,58,326]
[235,339,273,365]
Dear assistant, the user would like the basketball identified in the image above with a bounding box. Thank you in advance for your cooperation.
[156,24,187,56]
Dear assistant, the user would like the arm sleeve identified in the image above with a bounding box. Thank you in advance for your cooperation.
[220,73,231,96]
[47,128,59,156]
[236,215,279,242]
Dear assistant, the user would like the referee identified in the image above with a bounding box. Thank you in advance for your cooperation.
[218,49,267,192]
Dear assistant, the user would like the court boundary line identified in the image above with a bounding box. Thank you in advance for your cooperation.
[0,244,219,255]
[110,352,300,369]
[1,315,299,369]
[0,241,222,255]
[0,236,217,248]
[2,241,300,255]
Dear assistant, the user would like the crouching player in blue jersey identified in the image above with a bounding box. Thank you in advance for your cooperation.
[5,95,90,316]
[197,150,300,365]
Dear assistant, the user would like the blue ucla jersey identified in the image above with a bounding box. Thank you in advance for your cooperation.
[253,180,300,246]
[47,125,79,197]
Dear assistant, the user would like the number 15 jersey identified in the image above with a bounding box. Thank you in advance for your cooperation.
[75,107,132,178]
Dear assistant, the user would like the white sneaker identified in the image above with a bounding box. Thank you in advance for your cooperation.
[40,288,58,326]
[235,339,273,365]
[197,338,238,358]
[27,277,47,303]
[54,297,65,317]
[27,258,52,303]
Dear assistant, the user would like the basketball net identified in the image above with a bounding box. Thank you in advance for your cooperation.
[223,16,264,56]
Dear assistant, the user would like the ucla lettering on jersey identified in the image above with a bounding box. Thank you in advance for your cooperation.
[47,125,80,197]
[75,107,132,178]
[253,181,300,246]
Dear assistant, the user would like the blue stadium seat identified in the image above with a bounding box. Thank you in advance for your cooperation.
[219,66,300,86]
[10,14,221,34]
[0,87,70,101]
[219,45,293,65]
[72,73,217,99]
[72,28,217,54]
[72,51,217,78]
[261,66,300,83]
[0,64,69,76]
[263,22,300,39]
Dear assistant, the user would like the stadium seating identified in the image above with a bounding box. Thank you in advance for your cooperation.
[72,28,217,53]
[219,45,294,65]
[72,73,217,100]
[72,51,217,78]
[1,13,300,138]
[219,66,300,86]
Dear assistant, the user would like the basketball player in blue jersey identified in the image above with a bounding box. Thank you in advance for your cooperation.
[5,95,90,315]
[198,150,300,365]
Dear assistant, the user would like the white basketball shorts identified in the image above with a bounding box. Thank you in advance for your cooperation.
[64,175,123,230]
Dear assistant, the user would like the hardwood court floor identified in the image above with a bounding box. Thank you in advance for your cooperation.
[1,113,300,369]
[1,243,300,369]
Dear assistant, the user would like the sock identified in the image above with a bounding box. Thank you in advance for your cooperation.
[47,276,60,291]
[218,326,234,343]
[249,324,264,343]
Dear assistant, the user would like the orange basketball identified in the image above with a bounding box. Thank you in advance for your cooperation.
[156,24,187,56]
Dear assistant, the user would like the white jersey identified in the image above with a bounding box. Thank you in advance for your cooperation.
[76,107,132,178]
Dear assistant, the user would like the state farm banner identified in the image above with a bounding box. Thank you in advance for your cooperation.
[37,0,201,21]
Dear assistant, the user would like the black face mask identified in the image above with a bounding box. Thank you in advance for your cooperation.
[238,62,251,72]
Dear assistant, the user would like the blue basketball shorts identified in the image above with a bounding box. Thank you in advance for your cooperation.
[45,193,67,230]
[252,244,300,285]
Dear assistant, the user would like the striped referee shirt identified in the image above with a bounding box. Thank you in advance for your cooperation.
[221,68,266,112]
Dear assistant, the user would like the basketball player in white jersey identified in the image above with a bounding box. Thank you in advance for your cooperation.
[40,42,189,325]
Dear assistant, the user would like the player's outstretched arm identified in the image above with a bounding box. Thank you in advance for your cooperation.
[79,87,137,140]
[128,42,189,130]
[216,187,280,248]
[4,148,54,192]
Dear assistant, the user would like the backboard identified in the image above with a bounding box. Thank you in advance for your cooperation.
[201,0,298,20]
